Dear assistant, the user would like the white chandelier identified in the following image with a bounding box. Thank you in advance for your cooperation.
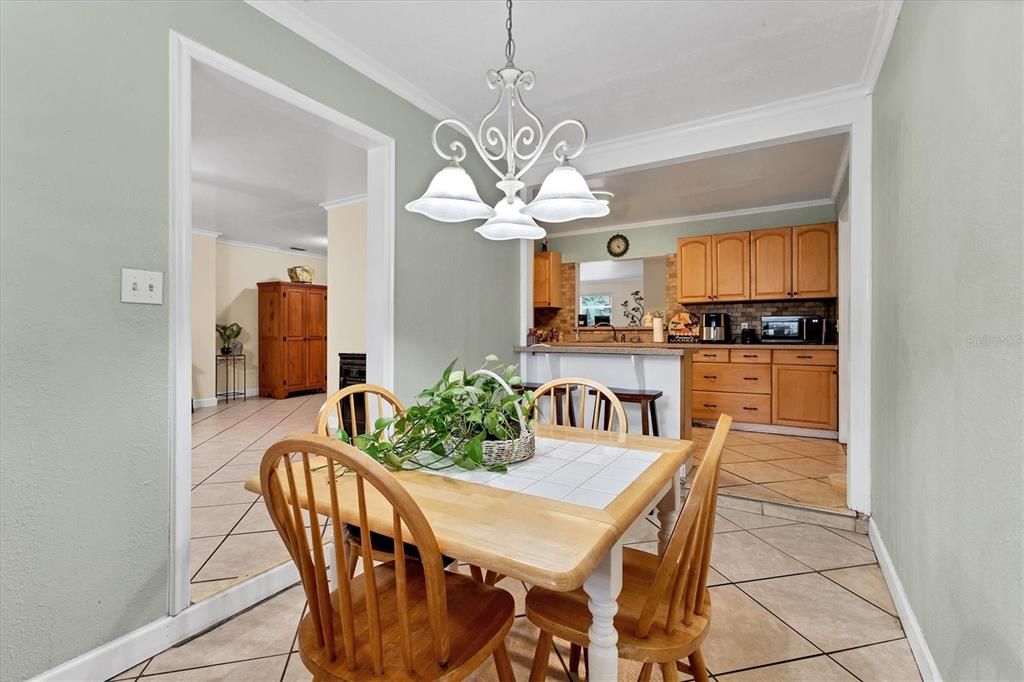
[406,0,609,240]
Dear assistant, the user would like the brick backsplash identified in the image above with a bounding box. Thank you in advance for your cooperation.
[664,252,838,338]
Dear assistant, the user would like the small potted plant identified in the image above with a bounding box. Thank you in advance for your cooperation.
[340,356,535,472]
[216,322,242,355]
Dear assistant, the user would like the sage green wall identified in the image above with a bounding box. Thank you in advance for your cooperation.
[871,2,1023,680]
[545,203,837,263]
[0,1,516,678]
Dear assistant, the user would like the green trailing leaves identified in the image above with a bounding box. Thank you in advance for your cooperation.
[346,356,531,472]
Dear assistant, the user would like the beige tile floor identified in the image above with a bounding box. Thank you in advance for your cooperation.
[189,395,326,602]
[114,507,921,681]
[690,427,848,510]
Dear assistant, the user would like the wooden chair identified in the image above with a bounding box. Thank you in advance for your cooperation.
[468,378,630,591]
[261,434,516,681]
[314,383,405,441]
[524,415,733,682]
[314,384,432,578]
[530,377,628,434]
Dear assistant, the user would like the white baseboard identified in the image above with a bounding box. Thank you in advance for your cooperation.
[32,563,300,681]
[192,388,259,408]
[869,519,942,681]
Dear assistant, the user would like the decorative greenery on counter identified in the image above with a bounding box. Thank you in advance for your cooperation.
[336,356,534,472]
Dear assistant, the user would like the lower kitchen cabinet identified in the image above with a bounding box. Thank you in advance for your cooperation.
[693,390,771,424]
[771,363,838,430]
[692,347,839,432]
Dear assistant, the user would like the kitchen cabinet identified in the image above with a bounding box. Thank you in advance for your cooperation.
[711,231,750,301]
[677,232,749,303]
[750,228,793,300]
[792,223,838,298]
[676,236,713,303]
[772,363,838,430]
[690,345,839,432]
[258,282,328,399]
[749,223,837,300]
[533,251,562,308]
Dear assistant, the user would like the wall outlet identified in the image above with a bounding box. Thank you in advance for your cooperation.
[121,268,163,304]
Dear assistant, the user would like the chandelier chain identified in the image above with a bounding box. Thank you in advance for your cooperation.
[505,0,516,65]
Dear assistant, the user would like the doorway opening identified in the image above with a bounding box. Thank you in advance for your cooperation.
[169,33,395,616]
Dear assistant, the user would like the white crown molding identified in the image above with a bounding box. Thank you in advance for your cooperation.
[191,228,222,238]
[246,0,458,122]
[831,136,851,203]
[870,519,941,681]
[320,193,368,211]
[860,1,903,93]
[218,237,328,260]
[546,198,835,239]
[525,85,866,184]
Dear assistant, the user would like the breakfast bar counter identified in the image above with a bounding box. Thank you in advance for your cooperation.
[515,344,693,439]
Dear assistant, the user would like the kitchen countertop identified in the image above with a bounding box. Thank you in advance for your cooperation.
[514,342,838,355]
[513,344,690,356]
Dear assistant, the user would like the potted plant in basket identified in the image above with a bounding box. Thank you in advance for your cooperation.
[338,356,535,473]
[215,322,242,355]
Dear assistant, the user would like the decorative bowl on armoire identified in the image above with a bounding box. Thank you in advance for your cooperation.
[287,265,314,283]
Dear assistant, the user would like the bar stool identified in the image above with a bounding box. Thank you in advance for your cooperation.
[518,382,577,426]
[590,386,665,436]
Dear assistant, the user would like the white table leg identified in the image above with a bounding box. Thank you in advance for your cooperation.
[656,467,683,555]
[583,541,622,682]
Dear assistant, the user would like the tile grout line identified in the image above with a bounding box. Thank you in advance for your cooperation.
[190,497,262,584]
[191,399,280,445]
[139,652,291,678]
[194,395,318,489]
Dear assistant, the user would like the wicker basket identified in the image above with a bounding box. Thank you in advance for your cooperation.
[447,368,535,467]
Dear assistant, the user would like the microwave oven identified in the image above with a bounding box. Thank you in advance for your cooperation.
[761,315,833,344]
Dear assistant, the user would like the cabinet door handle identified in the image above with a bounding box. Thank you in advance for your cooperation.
[744,377,759,381]
[703,375,718,380]
[703,403,717,408]
[742,406,758,411]
[704,354,718,358]
[797,355,813,359]
[742,354,758,358]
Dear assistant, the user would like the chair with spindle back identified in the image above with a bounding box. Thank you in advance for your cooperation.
[314,384,455,578]
[524,414,733,682]
[469,378,629,594]
[529,377,628,434]
[261,434,516,681]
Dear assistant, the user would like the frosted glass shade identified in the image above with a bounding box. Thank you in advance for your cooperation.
[521,164,610,223]
[405,165,495,222]
[474,197,547,241]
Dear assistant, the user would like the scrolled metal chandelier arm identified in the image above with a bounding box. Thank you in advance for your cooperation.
[513,118,587,180]
[431,118,504,179]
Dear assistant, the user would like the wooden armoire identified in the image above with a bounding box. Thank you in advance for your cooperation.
[257,282,327,399]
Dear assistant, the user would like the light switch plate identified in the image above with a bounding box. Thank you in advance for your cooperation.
[121,268,163,304]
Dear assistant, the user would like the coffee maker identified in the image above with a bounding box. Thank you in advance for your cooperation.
[700,313,730,343]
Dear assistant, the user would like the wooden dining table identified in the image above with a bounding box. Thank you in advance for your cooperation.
[244,423,695,681]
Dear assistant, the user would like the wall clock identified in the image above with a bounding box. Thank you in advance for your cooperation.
[606,233,629,258]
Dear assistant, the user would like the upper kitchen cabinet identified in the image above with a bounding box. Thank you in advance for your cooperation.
[677,232,749,303]
[676,236,713,303]
[750,227,793,300]
[533,251,563,307]
[711,231,750,301]
[792,223,838,298]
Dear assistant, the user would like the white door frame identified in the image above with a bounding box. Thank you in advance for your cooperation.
[168,31,395,616]
[518,91,873,515]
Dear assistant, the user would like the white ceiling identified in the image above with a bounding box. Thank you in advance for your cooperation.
[266,0,888,144]
[191,62,367,256]
[542,133,848,235]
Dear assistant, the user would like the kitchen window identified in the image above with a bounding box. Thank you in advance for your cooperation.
[579,294,612,326]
